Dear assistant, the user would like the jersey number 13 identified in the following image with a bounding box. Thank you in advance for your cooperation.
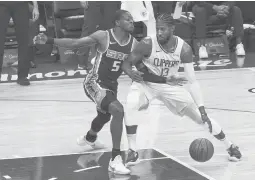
[161,68,169,77]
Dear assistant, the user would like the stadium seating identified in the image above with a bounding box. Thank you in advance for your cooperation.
[53,1,84,38]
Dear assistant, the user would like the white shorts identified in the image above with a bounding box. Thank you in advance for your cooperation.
[122,81,195,150]
[126,81,195,117]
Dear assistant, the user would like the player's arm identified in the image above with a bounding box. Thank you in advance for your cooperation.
[33,30,106,49]
[122,37,167,83]
[181,42,207,114]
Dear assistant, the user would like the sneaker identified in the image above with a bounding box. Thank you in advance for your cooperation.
[108,155,131,175]
[77,64,87,70]
[227,144,242,162]
[125,149,140,167]
[77,135,105,149]
[109,172,131,180]
[199,45,208,59]
[236,43,245,56]
[17,78,30,86]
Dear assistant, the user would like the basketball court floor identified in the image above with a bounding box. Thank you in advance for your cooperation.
[0,54,255,180]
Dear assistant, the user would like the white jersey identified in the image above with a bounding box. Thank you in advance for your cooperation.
[143,36,184,78]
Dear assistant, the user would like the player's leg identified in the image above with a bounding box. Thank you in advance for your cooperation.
[124,84,141,166]
[162,86,241,161]
[100,92,130,174]
[77,79,107,148]
[81,82,130,174]
[124,82,154,166]
[77,109,111,148]
[182,104,242,161]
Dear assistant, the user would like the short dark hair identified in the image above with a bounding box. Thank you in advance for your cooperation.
[114,9,129,25]
[156,13,176,26]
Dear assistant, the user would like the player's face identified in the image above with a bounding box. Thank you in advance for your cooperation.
[118,13,134,33]
[156,20,174,44]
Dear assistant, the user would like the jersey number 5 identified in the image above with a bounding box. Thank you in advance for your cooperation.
[112,61,121,71]
[161,68,169,77]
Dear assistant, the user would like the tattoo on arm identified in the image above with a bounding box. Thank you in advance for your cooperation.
[180,42,193,64]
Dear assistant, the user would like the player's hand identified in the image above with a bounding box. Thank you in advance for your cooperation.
[32,7,39,21]
[201,113,212,133]
[166,75,188,86]
[129,70,144,82]
[199,106,212,133]
[33,33,48,45]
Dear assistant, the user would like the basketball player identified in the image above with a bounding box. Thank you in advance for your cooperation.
[33,10,146,175]
[122,13,242,166]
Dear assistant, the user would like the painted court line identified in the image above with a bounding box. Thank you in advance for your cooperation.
[153,147,216,180]
[73,156,169,173]
[4,150,111,160]
[2,148,154,160]
[74,166,101,172]
[48,177,58,180]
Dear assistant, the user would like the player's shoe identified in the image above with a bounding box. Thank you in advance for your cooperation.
[77,135,105,149]
[125,149,140,167]
[108,155,131,175]
[227,144,242,161]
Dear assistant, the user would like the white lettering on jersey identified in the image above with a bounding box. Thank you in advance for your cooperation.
[143,36,184,77]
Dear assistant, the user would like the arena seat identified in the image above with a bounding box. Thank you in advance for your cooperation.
[236,1,255,24]
[175,5,229,57]
[53,1,84,38]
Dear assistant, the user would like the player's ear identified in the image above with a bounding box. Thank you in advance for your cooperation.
[115,20,120,27]
[171,25,175,32]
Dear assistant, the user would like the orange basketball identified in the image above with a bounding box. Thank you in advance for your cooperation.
[189,138,214,162]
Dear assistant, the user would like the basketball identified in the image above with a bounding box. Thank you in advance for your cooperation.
[189,138,214,162]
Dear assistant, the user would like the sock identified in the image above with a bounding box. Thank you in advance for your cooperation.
[222,138,233,149]
[127,134,137,151]
[85,130,97,143]
[112,148,121,160]
[125,125,138,151]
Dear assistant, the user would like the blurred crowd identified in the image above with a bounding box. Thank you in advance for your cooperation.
[0,1,247,86]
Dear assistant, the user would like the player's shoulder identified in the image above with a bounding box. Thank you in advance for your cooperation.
[90,30,108,41]
[137,36,153,50]
[133,37,152,57]
[141,36,153,45]
[181,40,192,55]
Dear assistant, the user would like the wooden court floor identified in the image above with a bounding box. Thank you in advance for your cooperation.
[0,68,255,180]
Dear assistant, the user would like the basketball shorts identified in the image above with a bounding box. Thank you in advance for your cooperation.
[126,81,195,117]
[83,80,117,114]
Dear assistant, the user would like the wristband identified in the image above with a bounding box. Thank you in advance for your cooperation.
[199,106,206,115]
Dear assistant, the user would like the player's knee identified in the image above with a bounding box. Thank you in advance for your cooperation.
[91,112,111,132]
[109,102,124,118]
[115,105,125,117]
[182,103,203,124]
[98,112,111,124]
